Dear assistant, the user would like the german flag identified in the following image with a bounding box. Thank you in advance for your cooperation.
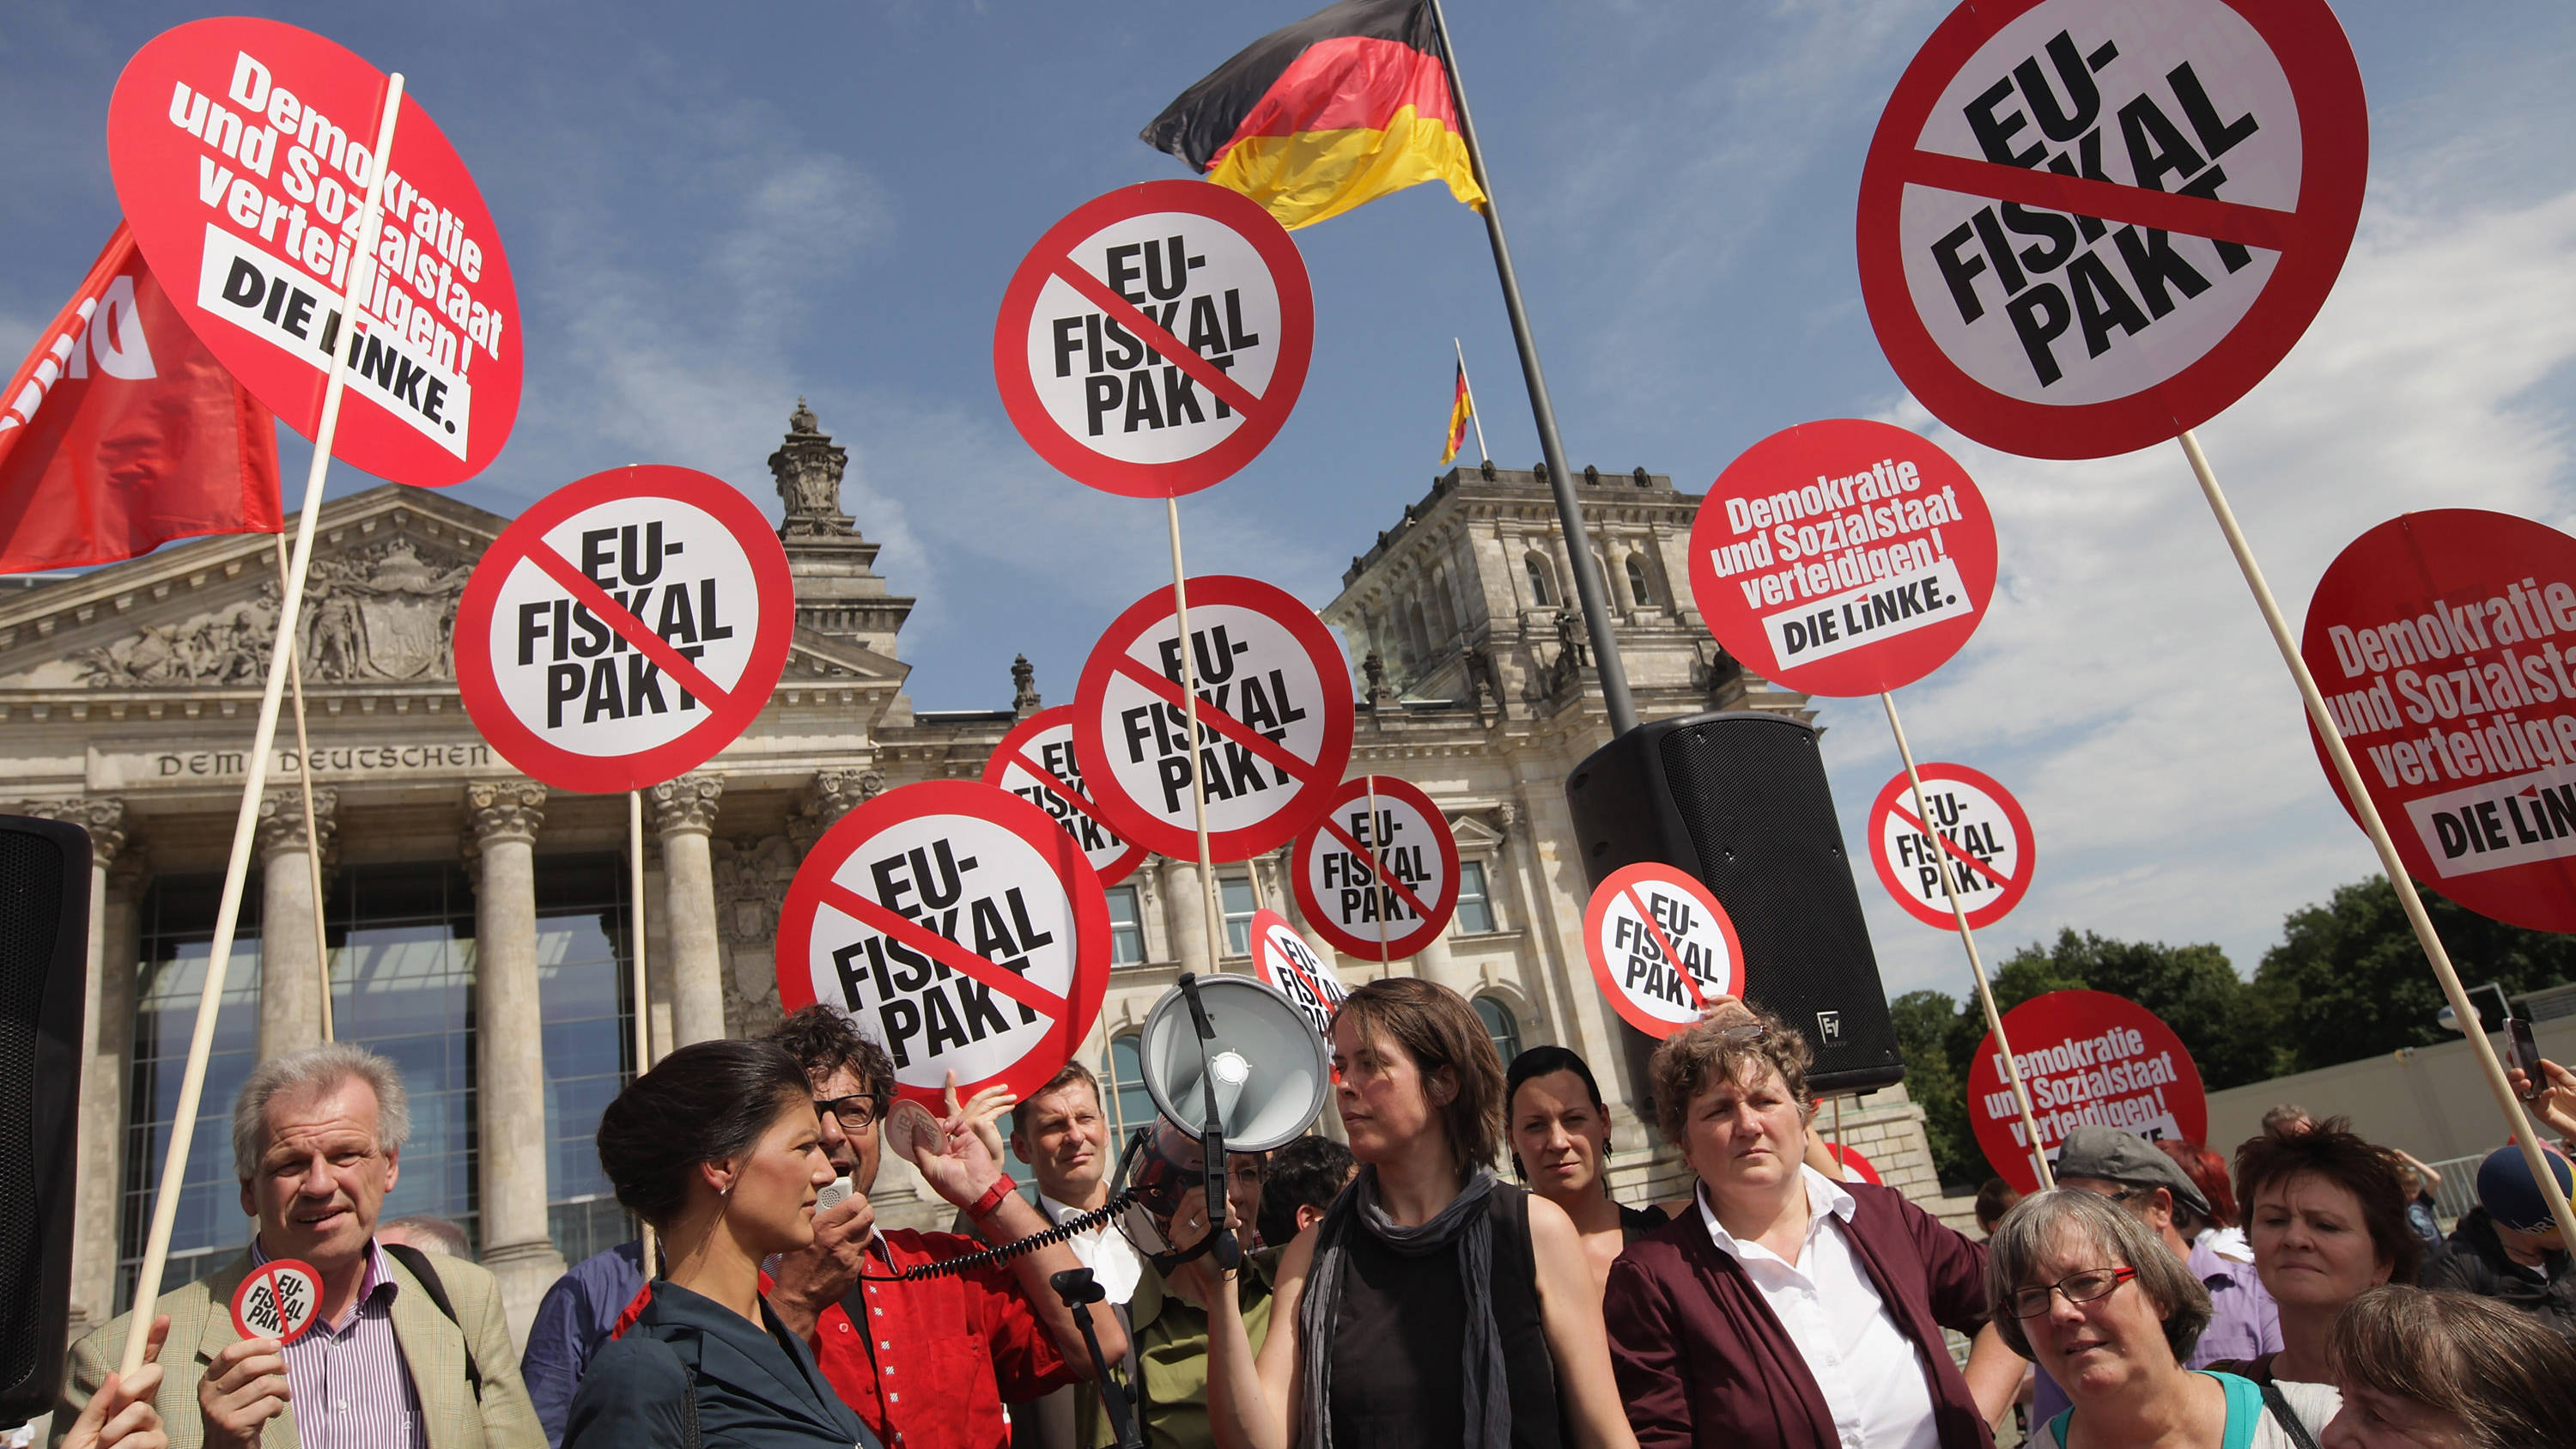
[1140,0,1486,231]
[1441,361,1474,466]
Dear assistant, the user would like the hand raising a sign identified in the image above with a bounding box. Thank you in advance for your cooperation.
[197,1334,290,1449]
[62,1315,170,1449]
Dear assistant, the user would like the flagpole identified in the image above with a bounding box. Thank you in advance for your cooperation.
[1425,0,1637,736]
[1451,337,1490,464]
[274,534,332,1042]
[121,76,407,1378]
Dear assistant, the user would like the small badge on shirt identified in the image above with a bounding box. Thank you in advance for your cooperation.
[232,1259,322,1346]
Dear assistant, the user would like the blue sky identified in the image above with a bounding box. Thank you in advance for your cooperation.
[8,1,2575,1005]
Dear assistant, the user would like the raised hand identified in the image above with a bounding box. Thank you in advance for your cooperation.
[197,1330,289,1449]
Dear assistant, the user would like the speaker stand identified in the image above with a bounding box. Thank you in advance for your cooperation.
[1050,1268,1143,1449]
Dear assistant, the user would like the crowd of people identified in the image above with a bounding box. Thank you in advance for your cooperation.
[46,982,2576,1449]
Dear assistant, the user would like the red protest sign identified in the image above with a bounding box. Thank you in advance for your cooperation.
[1291,775,1461,960]
[1856,0,2367,460]
[1251,908,1346,1037]
[983,705,1149,888]
[993,180,1313,498]
[1688,419,1997,696]
[454,466,793,794]
[775,781,1110,1105]
[1825,1142,1884,1186]
[230,1257,320,1346]
[1967,989,2207,1194]
[1073,575,1354,861]
[1868,763,2036,930]
[106,18,522,487]
[1582,862,1747,1039]
[2301,510,2576,934]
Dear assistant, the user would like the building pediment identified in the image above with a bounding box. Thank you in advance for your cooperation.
[0,484,911,696]
[0,484,501,691]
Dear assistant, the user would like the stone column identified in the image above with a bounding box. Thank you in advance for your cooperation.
[256,786,337,1060]
[1163,856,1212,977]
[39,799,133,1337]
[650,775,726,1045]
[464,782,563,1350]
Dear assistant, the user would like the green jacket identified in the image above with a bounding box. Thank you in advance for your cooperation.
[1111,1246,1284,1449]
[54,1247,544,1449]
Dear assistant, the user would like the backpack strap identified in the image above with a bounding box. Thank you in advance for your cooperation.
[383,1241,484,1397]
[2257,1379,2325,1449]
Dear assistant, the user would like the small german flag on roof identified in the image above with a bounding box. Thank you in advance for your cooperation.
[1141,0,1487,231]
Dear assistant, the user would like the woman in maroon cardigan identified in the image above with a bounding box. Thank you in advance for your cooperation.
[1602,1010,2021,1448]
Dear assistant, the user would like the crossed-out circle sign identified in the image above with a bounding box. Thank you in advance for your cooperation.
[2300,510,2576,934]
[1689,419,1998,696]
[993,180,1314,497]
[1869,763,2037,930]
[454,466,793,794]
[230,1257,321,1346]
[1581,862,1747,1039]
[1856,0,2368,460]
[1967,989,2207,1194]
[1250,908,1346,1037]
[1073,575,1354,861]
[107,18,522,486]
[1291,775,1461,960]
[1826,1143,1885,1186]
[775,780,1110,1105]
[983,705,1149,888]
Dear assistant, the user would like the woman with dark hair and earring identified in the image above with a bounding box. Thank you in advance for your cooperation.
[1506,1045,1666,1294]
[1199,976,1638,1449]
[564,1038,878,1449]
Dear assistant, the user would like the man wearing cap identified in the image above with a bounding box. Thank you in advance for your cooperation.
[2421,1146,2576,1340]
[2020,1127,2284,1426]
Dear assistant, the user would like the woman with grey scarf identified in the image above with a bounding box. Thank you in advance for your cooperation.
[1194,977,1637,1449]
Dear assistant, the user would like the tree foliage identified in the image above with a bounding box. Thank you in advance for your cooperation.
[1888,886,2576,1188]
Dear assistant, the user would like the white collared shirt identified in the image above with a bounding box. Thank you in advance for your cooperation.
[1039,1190,1140,1306]
[1699,1166,1940,1449]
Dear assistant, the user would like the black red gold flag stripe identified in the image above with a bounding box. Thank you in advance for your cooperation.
[1140,0,1486,230]
[1442,360,1474,465]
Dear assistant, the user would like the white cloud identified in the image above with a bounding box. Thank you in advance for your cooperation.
[1834,169,2576,1001]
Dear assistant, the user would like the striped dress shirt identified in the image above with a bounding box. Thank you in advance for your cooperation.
[252,1239,428,1449]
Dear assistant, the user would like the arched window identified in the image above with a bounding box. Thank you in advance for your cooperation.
[1473,996,1522,1065]
[1625,554,1656,607]
[1523,553,1554,607]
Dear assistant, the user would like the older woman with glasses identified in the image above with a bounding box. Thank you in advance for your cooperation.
[1989,1190,2338,1449]
[1603,1008,2022,1447]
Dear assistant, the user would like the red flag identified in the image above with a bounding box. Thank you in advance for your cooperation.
[0,223,281,574]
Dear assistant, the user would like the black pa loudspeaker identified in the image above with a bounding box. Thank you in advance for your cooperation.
[1565,711,1902,1099]
[0,815,89,1429]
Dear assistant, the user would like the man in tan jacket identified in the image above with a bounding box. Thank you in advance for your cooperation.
[56,1043,543,1449]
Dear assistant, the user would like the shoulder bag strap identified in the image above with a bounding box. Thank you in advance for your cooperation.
[383,1241,484,1396]
[2257,1379,2325,1449]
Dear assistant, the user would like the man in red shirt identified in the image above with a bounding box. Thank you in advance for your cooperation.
[764,1008,1128,1449]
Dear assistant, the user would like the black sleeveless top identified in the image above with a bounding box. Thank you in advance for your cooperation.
[1327,1184,1562,1449]
[1618,1202,1670,1245]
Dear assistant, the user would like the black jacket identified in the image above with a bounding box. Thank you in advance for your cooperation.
[564,1281,880,1448]
[2421,1207,2576,1340]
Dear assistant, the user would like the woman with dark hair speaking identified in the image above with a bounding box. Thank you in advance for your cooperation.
[1603,1008,2022,1447]
[1506,1044,1666,1294]
[1200,976,1638,1449]
[563,1038,878,1448]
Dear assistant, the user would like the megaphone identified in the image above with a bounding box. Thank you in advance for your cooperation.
[1119,973,1332,1271]
[1138,973,1332,1152]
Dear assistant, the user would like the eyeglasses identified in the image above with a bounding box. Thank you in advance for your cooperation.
[814,1092,887,1133]
[2007,1266,2138,1318]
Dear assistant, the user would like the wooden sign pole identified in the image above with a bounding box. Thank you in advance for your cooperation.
[122,74,407,1379]
[2179,428,2576,1246]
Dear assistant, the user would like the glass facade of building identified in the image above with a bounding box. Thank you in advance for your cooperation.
[118,855,636,1311]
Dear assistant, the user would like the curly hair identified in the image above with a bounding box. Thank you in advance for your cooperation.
[764,1004,896,1101]
[1646,1006,1812,1147]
